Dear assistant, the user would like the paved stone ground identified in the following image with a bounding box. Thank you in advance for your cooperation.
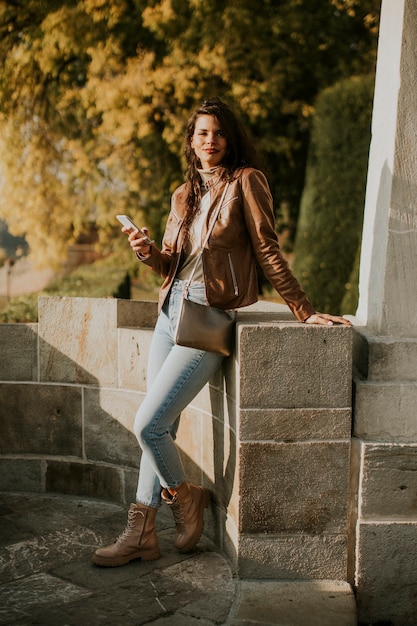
[0,493,357,626]
[0,493,236,626]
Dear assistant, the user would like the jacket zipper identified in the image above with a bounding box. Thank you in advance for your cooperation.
[228,253,239,296]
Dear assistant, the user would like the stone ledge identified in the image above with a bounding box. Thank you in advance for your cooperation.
[116,299,295,329]
[237,534,348,580]
[354,380,417,441]
[117,298,158,328]
[0,457,139,505]
[239,407,351,441]
[232,580,357,626]
[353,326,417,381]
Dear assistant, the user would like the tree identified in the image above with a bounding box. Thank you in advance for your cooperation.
[292,74,374,313]
[0,0,379,266]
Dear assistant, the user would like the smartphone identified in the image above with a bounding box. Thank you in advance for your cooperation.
[116,215,154,244]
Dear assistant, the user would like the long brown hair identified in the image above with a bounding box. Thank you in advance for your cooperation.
[183,97,263,235]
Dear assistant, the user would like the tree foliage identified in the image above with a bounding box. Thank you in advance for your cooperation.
[0,0,379,266]
[292,74,374,313]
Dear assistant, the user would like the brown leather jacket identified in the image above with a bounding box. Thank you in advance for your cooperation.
[142,167,315,322]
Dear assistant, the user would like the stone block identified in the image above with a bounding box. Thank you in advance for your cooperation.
[239,442,350,534]
[356,522,417,626]
[0,383,82,456]
[116,299,158,329]
[360,443,417,517]
[117,328,153,391]
[45,460,124,503]
[123,467,140,504]
[38,297,118,386]
[83,388,141,468]
[240,408,351,442]
[0,323,38,382]
[0,458,43,493]
[354,380,417,441]
[239,324,352,409]
[236,300,294,321]
[238,533,347,580]
[234,580,357,626]
[367,338,417,381]
[353,328,417,381]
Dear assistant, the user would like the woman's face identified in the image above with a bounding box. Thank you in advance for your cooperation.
[191,114,228,169]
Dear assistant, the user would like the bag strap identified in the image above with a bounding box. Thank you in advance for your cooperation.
[183,182,230,295]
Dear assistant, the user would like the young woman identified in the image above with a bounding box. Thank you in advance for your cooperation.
[92,97,351,567]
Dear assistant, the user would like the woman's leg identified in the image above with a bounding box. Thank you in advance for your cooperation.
[135,303,179,507]
[134,280,224,507]
[135,341,223,503]
[93,280,226,565]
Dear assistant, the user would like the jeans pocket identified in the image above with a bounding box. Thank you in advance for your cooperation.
[187,283,207,306]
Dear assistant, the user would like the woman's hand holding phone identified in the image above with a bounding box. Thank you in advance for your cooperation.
[116,215,154,258]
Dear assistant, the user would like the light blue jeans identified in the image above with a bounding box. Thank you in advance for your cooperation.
[134,279,225,507]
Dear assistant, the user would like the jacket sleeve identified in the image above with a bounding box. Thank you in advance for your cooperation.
[240,169,316,322]
[140,200,182,279]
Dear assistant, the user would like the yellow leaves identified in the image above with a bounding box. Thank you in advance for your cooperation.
[196,43,228,77]
[363,10,379,35]
[331,0,358,17]
[85,49,159,146]
[0,112,92,268]
[37,8,80,76]
[142,0,176,35]
[83,0,129,27]
[87,39,124,79]
[0,0,379,267]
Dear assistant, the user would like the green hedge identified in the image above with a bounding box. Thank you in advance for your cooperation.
[292,75,374,314]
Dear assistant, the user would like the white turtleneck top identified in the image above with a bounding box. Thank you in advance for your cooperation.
[176,167,218,283]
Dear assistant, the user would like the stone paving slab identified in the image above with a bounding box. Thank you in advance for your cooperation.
[0,493,236,625]
[0,493,357,625]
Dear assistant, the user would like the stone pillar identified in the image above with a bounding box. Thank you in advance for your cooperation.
[352,1,417,624]
[356,0,416,338]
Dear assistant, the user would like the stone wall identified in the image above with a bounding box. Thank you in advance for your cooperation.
[351,1,417,623]
[351,329,417,626]
[0,296,352,582]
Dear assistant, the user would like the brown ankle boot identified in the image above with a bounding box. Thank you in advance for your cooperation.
[92,503,160,567]
[161,482,210,553]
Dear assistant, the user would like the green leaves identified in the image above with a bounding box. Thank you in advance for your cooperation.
[292,75,375,313]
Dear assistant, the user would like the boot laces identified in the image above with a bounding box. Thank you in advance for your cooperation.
[117,508,144,543]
